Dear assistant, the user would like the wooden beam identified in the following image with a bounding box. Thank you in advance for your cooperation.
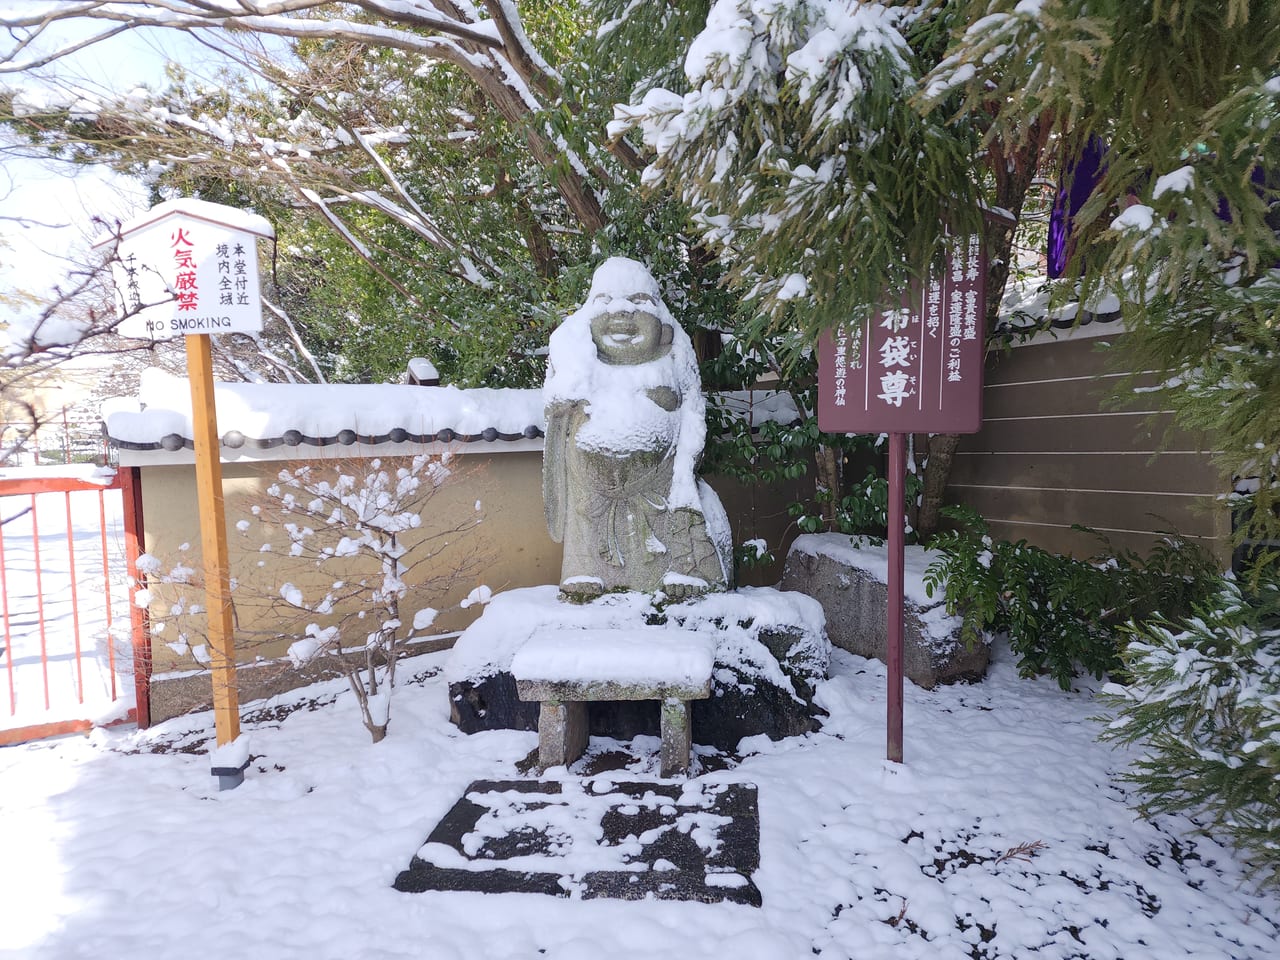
[0,710,137,748]
[184,334,240,747]
[118,465,152,729]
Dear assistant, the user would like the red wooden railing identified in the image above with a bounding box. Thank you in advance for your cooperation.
[0,468,150,744]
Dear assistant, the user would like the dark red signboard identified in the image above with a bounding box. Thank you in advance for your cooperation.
[818,234,986,435]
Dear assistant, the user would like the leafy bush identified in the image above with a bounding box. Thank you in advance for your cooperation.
[1101,578,1280,888]
[924,506,1219,689]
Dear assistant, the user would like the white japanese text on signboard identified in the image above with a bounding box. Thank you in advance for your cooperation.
[817,235,986,435]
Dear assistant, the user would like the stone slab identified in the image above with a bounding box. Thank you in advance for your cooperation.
[782,544,988,688]
[510,629,718,693]
[393,779,761,906]
[517,677,711,703]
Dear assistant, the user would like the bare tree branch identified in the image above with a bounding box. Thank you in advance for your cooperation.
[1,2,502,74]
[2,2,611,234]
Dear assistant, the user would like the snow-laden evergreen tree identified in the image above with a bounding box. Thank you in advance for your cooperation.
[1102,578,1280,887]
[608,0,982,339]
[608,0,1280,558]
[607,2,1280,877]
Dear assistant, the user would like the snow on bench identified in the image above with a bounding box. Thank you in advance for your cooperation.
[510,629,717,778]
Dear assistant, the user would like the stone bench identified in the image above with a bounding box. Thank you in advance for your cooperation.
[510,628,716,778]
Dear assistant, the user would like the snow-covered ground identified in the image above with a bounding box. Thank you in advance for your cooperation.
[2,636,1276,960]
[0,476,134,731]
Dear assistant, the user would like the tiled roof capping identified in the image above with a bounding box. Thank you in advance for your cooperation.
[117,424,546,453]
[996,275,1123,334]
[103,370,800,457]
[103,369,546,456]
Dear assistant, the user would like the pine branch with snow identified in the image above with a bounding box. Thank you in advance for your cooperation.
[1102,577,1280,889]
[608,0,983,342]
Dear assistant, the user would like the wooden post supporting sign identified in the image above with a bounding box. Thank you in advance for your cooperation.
[185,334,240,753]
[886,432,906,763]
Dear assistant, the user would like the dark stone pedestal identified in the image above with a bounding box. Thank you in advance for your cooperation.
[393,779,761,905]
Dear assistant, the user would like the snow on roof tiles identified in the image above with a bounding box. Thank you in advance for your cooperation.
[997,274,1123,334]
[101,370,802,461]
[103,369,544,457]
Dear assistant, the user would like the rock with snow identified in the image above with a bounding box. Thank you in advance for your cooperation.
[782,534,988,688]
[446,584,829,750]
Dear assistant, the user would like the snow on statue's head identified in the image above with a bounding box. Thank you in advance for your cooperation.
[540,257,701,414]
[545,256,700,410]
[583,256,675,365]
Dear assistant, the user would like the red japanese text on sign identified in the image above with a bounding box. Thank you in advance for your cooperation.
[171,227,199,312]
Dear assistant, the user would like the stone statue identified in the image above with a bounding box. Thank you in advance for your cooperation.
[543,257,732,601]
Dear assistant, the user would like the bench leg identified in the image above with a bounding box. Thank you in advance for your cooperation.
[539,700,588,770]
[659,698,693,778]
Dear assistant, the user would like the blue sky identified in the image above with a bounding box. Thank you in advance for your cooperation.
[1,25,227,297]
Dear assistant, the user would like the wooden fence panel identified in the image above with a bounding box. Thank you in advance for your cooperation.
[947,333,1231,564]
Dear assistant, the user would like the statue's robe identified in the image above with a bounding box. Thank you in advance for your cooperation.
[546,382,727,596]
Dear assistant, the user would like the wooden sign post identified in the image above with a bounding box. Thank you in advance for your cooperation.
[185,333,241,772]
[817,233,988,764]
[98,199,274,788]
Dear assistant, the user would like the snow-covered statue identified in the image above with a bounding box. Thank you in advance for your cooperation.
[543,257,732,601]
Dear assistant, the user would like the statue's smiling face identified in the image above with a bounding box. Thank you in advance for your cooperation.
[589,292,671,365]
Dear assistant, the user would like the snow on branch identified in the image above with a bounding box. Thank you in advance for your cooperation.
[290,183,460,325]
[263,298,327,383]
[917,3,1045,109]
[481,0,562,100]
[609,0,962,333]
[143,450,491,742]
[250,453,490,741]
[0,2,503,74]
[2,0,614,247]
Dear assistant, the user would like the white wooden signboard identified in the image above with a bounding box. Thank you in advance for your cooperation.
[98,198,275,340]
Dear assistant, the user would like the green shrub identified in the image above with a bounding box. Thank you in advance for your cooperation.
[1101,578,1280,887]
[923,506,1219,689]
